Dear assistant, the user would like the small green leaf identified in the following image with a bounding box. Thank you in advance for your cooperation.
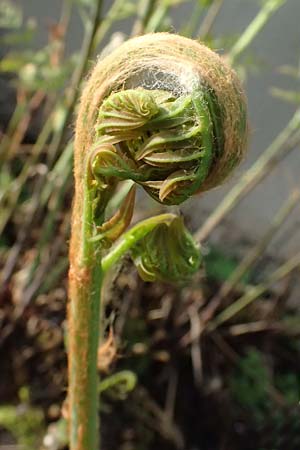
[131,216,201,284]
[158,169,196,202]
[135,125,202,160]
[91,144,144,184]
[91,186,136,246]
[96,89,159,137]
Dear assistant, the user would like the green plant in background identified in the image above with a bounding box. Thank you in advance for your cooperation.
[68,32,248,450]
[230,349,271,425]
[0,387,45,449]
[1,0,300,449]
[230,348,300,447]
[0,0,293,302]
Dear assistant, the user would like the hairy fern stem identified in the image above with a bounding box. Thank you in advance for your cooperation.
[68,33,248,450]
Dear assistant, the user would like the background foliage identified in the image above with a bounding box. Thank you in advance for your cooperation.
[0,1,300,449]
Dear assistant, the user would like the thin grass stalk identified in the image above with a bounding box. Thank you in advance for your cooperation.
[144,1,173,33]
[228,0,287,64]
[5,91,45,160]
[1,141,73,286]
[197,0,224,40]
[23,157,73,301]
[0,115,54,234]
[201,190,300,323]
[215,190,300,299]
[131,0,156,36]
[0,0,104,287]
[0,98,27,164]
[46,0,103,168]
[195,109,300,242]
[0,0,73,226]
[180,1,205,38]
[209,251,300,330]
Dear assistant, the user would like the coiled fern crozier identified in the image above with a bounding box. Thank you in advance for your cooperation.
[68,33,248,450]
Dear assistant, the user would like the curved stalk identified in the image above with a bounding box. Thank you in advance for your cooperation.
[101,213,176,272]
[68,32,248,450]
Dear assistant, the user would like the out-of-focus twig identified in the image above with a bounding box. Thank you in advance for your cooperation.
[0,112,54,234]
[1,141,73,286]
[209,251,300,330]
[228,0,287,64]
[0,1,103,285]
[131,387,185,449]
[0,90,45,165]
[144,0,173,33]
[195,109,300,243]
[201,190,300,324]
[131,0,156,36]
[197,0,224,40]
[188,304,203,388]
[46,0,103,166]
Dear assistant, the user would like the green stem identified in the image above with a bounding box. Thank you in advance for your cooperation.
[0,115,57,235]
[69,255,103,450]
[69,179,174,449]
[47,0,103,168]
[1,141,73,286]
[101,213,176,273]
[131,0,156,36]
[195,108,300,242]
[201,190,300,325]
[144,0,169,33]
[197,0,224,40]
[215,190,300,300]
[0,99,28,166]
[209,251,300,331]
[69,175,104,449]
[228,0,287,64]
[23,148,73,294]
[180,1,205,38]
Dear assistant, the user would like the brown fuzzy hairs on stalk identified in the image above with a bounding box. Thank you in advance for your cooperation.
[68,32,248,450]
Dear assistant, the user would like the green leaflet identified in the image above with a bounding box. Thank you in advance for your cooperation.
[100,213,201,285]
[83,84,222,257]
[96,89,159,137]
[130,216,201,284]
[101,213,177,272]
[92,86,216,205]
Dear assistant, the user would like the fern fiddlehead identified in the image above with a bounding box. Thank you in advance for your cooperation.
[68,33,248,450]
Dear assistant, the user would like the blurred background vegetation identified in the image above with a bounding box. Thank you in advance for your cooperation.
[0,1,300,449]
